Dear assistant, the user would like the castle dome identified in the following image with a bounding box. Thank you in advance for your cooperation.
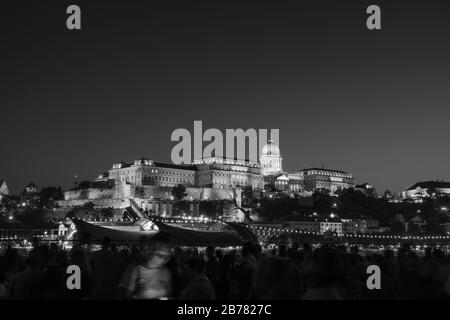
[261,140,280,156]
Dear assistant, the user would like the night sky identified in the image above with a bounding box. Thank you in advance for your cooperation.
[1,0,450,194]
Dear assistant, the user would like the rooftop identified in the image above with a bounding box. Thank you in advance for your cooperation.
[407,180,450,191]
[298,168,350,174]
[192,157,260,167]
[154,162,197,171]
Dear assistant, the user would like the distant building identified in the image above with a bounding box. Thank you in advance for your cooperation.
[260,140,304,193]
[106,158,197,188]
[320,221,343,236]
[248,218,343,240]
[378,227,390,233]
[25,182,38,194]
[342,218,379,234]
[260,139,283,176]
[259,141,354,195]
[58,222,69,237]
[193,157,263,190]
[248,222,285,241]
[442,222,450,235]
[99,140,354,202]
[342,219,367,234]
[284,220,321,233]
[0,180,9,201]
[296,167,354,193]
[287,215,343,236]
[59,140,355,212]
[401,181,450,200]
[355,183,375,196]
[21,182,40,204]
[367,219,380,233]
[407,215,427,232]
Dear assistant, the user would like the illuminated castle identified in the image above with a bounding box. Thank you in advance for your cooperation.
[59,140,355,211]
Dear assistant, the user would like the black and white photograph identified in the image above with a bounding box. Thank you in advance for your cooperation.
[1,0,450,309]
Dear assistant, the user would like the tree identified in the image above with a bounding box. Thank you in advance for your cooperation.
[383,190,393,199]
[257,196,313,221]
[15,207,51,229]
[425,220,444,234]
[83,202,95,211]
[391,214,406,234]
[173,200,191,215]
[66,203,97,221]
[199,200,231,218]
[365,187,377,198]
[99,207,114,219]
[39,186,64,208]
[171,184,187,201]
[335,187,344,197]
[337,188,367,219]
[407,222,420,235]
[312,189,333,215]
[391,220,406,234]
[1,196,18,212]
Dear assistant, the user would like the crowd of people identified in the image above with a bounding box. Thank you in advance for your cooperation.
[1,233,450,300]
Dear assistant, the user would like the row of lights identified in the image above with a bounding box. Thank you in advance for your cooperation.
[159,216,222,225]
[81,215,220,224]
[76,216,450,242]
[345,234,450,240]
[0,233,55,240]
[0,237,20,241]
[82,218,129,222]
[248,226,450,241]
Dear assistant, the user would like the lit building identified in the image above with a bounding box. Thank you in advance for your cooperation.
[60,140,356,212]
[401,181,450,200]
[366,219,380,233]
[24,182,38,194]
[296,168,354,193]
[193,157,263,190]
[103,157,264,191]
[260,139,283,176]
[341,218,379,234]
[103,142,355,197]
[442,222,450,235]
[249,217,343,239]
[320,221,343,236]
[21,182,40,204]
[0,180,9,201]
[284,220,321,233]
[248,222,285,242]
[407,216,427,232]
[354,183,375,196]
[259,140,305,193]
[61,156,260,211]
[259,141,354,195]
[106,158,196,188]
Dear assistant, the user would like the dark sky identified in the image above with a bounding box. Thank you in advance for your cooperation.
[1,0,450,194]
